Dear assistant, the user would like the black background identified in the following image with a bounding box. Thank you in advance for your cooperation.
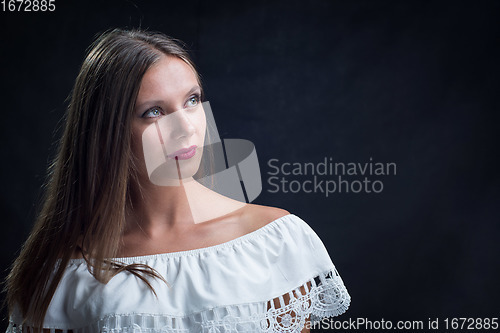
[1,1,499,332]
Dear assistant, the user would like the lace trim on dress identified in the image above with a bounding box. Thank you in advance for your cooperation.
[6,268,350,333]
[262,268,350,332]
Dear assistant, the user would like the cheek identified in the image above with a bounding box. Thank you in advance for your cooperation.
[130,128,142,157]
[130,122,159,175]
[198,112,207,139]
[140,122,169,176]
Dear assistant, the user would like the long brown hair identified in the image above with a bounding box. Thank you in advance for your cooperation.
[4,28,200,329]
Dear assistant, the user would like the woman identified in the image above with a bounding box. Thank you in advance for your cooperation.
[5,28,350,333]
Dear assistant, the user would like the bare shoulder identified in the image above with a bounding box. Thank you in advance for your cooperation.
[239,204,290,232]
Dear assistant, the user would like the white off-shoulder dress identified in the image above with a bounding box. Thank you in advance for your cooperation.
[8,214,350,333]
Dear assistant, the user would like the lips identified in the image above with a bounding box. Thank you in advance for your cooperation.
[167,145,197,160]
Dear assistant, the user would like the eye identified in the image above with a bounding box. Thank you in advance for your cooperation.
[142,107,164,118]
[186,94,200,108]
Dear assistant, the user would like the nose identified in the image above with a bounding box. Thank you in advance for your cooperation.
[169,109,196,139]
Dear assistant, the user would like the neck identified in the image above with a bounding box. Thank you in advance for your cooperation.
[126,177,199,233]
[125,174,248,236]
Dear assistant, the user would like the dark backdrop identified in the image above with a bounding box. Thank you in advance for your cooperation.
[1,1,499,332]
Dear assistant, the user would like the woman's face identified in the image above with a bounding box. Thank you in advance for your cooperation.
[131,55,206,186]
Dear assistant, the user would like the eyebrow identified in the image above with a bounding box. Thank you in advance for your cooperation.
[135,85,202,111]
[185,85,202,98]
